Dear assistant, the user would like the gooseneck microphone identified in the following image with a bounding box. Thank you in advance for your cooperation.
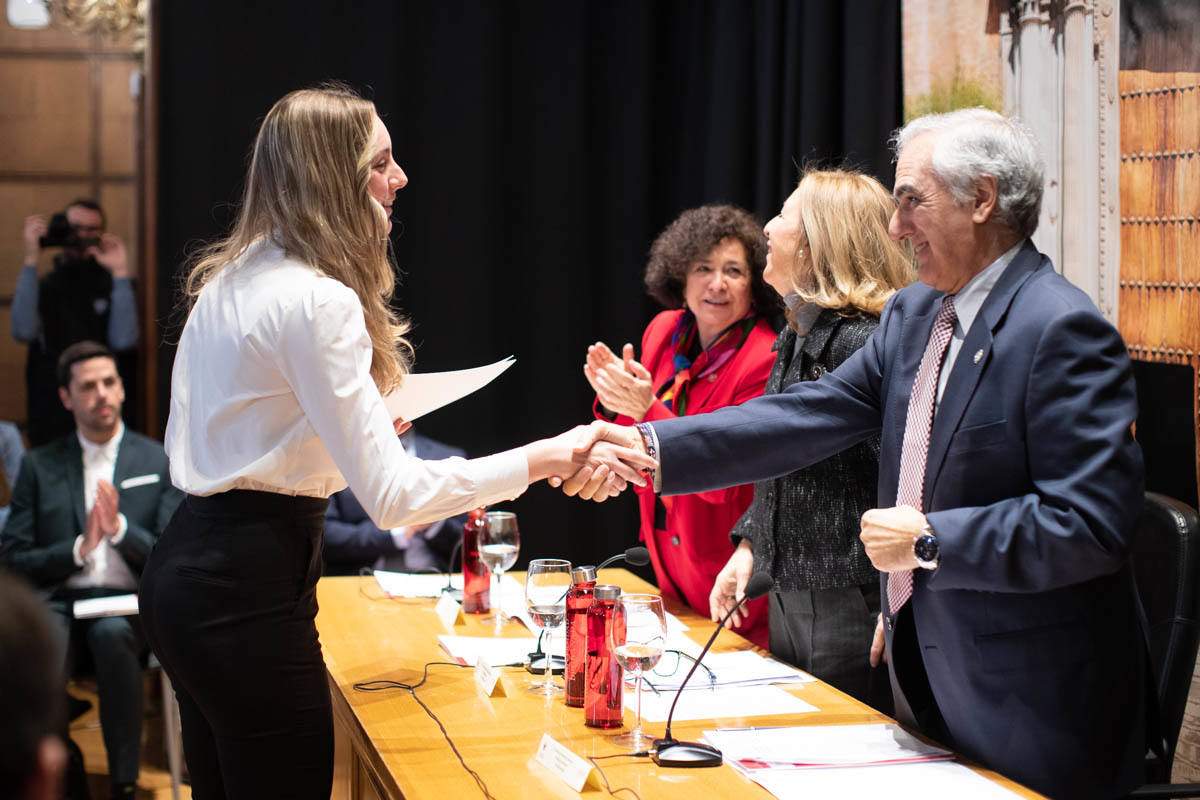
[652,572,774,768]
[598,546,650,571]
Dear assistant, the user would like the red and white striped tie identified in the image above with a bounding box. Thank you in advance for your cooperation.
[888,295,957,615]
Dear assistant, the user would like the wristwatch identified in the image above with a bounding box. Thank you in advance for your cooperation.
[913,524,940,570]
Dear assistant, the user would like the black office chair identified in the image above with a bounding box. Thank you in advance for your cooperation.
[1129,492,1200,799]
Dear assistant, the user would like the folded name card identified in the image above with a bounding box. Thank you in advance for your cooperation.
[534,733,601,792]
[434,592,465,629]
[474,656,507,697]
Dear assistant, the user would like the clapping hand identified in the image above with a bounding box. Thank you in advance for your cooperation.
[93,479,122,538]
[584,342,654,421]
[80,479,121,558]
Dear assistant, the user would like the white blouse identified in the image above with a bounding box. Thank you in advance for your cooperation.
[165,239,529,529]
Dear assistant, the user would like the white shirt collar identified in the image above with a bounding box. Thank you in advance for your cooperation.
[78,421,125,460]
[949,240,1023,337]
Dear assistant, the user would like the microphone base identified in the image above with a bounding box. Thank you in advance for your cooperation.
[524,653,565,675]
[651,738,722,768]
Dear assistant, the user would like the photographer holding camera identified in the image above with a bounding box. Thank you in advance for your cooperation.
[12,200,139,446]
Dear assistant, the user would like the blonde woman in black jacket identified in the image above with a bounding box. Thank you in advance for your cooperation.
[708,169,913,706]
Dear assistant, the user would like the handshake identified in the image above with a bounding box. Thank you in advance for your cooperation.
[523,420,656,502]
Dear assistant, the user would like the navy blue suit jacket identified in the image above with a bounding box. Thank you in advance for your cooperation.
[651,242,1146,800]
[322,432,467,576]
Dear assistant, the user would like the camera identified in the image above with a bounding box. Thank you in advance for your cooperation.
[38,212,100,250]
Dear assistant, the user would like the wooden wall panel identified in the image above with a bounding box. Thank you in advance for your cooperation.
[0,18,140,433]
[0,59,92,173]
[98,182,135,277]
[0,306,25,423]
[100,60,135,174]
[1119,69,1200,514]
[0,21,84,51]
[1120,71,1200,355]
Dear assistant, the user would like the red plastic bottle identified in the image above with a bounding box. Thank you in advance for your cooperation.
[461,507,490,614]
[564,565,598,707]
[584,584,624,728]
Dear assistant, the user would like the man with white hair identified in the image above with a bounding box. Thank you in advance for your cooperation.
[572,109,1149,798]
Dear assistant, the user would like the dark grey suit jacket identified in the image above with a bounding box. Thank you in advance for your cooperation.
[649,242,1147,800]
[1,429,182,593]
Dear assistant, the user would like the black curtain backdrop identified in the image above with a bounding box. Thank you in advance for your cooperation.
[157,1,902,573]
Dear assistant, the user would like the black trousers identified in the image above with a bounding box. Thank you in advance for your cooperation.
[768,583,893,714]
[48,587,147,786]
[140,490,331,800]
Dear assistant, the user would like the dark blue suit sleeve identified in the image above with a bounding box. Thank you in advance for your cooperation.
[652,303,890,495]
[323,490,398,565]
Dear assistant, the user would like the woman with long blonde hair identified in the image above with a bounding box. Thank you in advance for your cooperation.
[708,168,913,708]
[139,84,650,798]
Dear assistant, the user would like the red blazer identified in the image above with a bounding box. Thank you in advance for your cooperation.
[598,309,776,647]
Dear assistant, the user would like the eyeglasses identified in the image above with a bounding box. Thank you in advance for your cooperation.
[637,648,717,696]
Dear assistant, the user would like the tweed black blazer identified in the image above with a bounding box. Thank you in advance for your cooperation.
[729,307,881,591]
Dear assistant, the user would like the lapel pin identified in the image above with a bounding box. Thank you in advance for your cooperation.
[973,349,984,364]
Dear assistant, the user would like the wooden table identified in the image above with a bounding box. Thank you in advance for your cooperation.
[317,571,1043,799]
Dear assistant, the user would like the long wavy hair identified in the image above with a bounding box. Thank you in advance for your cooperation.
[788,169,914,318]
[182,83,412,393]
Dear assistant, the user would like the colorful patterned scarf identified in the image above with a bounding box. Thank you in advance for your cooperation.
[657,311,758,416]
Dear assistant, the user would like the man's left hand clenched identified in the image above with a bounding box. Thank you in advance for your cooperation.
[860,505,927,572]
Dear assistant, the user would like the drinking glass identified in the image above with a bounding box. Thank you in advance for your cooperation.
[479,511,520,634]
[525,558,571,696]
[610,593,665,750]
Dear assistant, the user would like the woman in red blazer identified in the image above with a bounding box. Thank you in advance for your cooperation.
[585,205,780,647]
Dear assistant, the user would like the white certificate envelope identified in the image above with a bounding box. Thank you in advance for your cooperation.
[383,357,515,422]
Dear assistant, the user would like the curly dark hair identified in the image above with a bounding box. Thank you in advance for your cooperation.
[643,204,779,316]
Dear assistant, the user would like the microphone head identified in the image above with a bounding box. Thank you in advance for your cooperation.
[744,573,774,600]
[624,546,650,567]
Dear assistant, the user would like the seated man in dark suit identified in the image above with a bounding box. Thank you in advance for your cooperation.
[1,340,182,800]
[323,428,468,575]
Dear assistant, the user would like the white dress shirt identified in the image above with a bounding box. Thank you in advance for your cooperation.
[67,422,137,590]
[165,239,529,529]
[936,240,1022,407]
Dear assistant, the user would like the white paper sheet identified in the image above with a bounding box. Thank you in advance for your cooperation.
[374,571,462,598]
[637,650,815,693]
[630,683,817,722]
[495,573,536,630]
[702,723,951,771]
[382,357,514,422]
[749,761,1021,800]
[664,610,689,634]
[73,593,138,618]
[436,635,540,667]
